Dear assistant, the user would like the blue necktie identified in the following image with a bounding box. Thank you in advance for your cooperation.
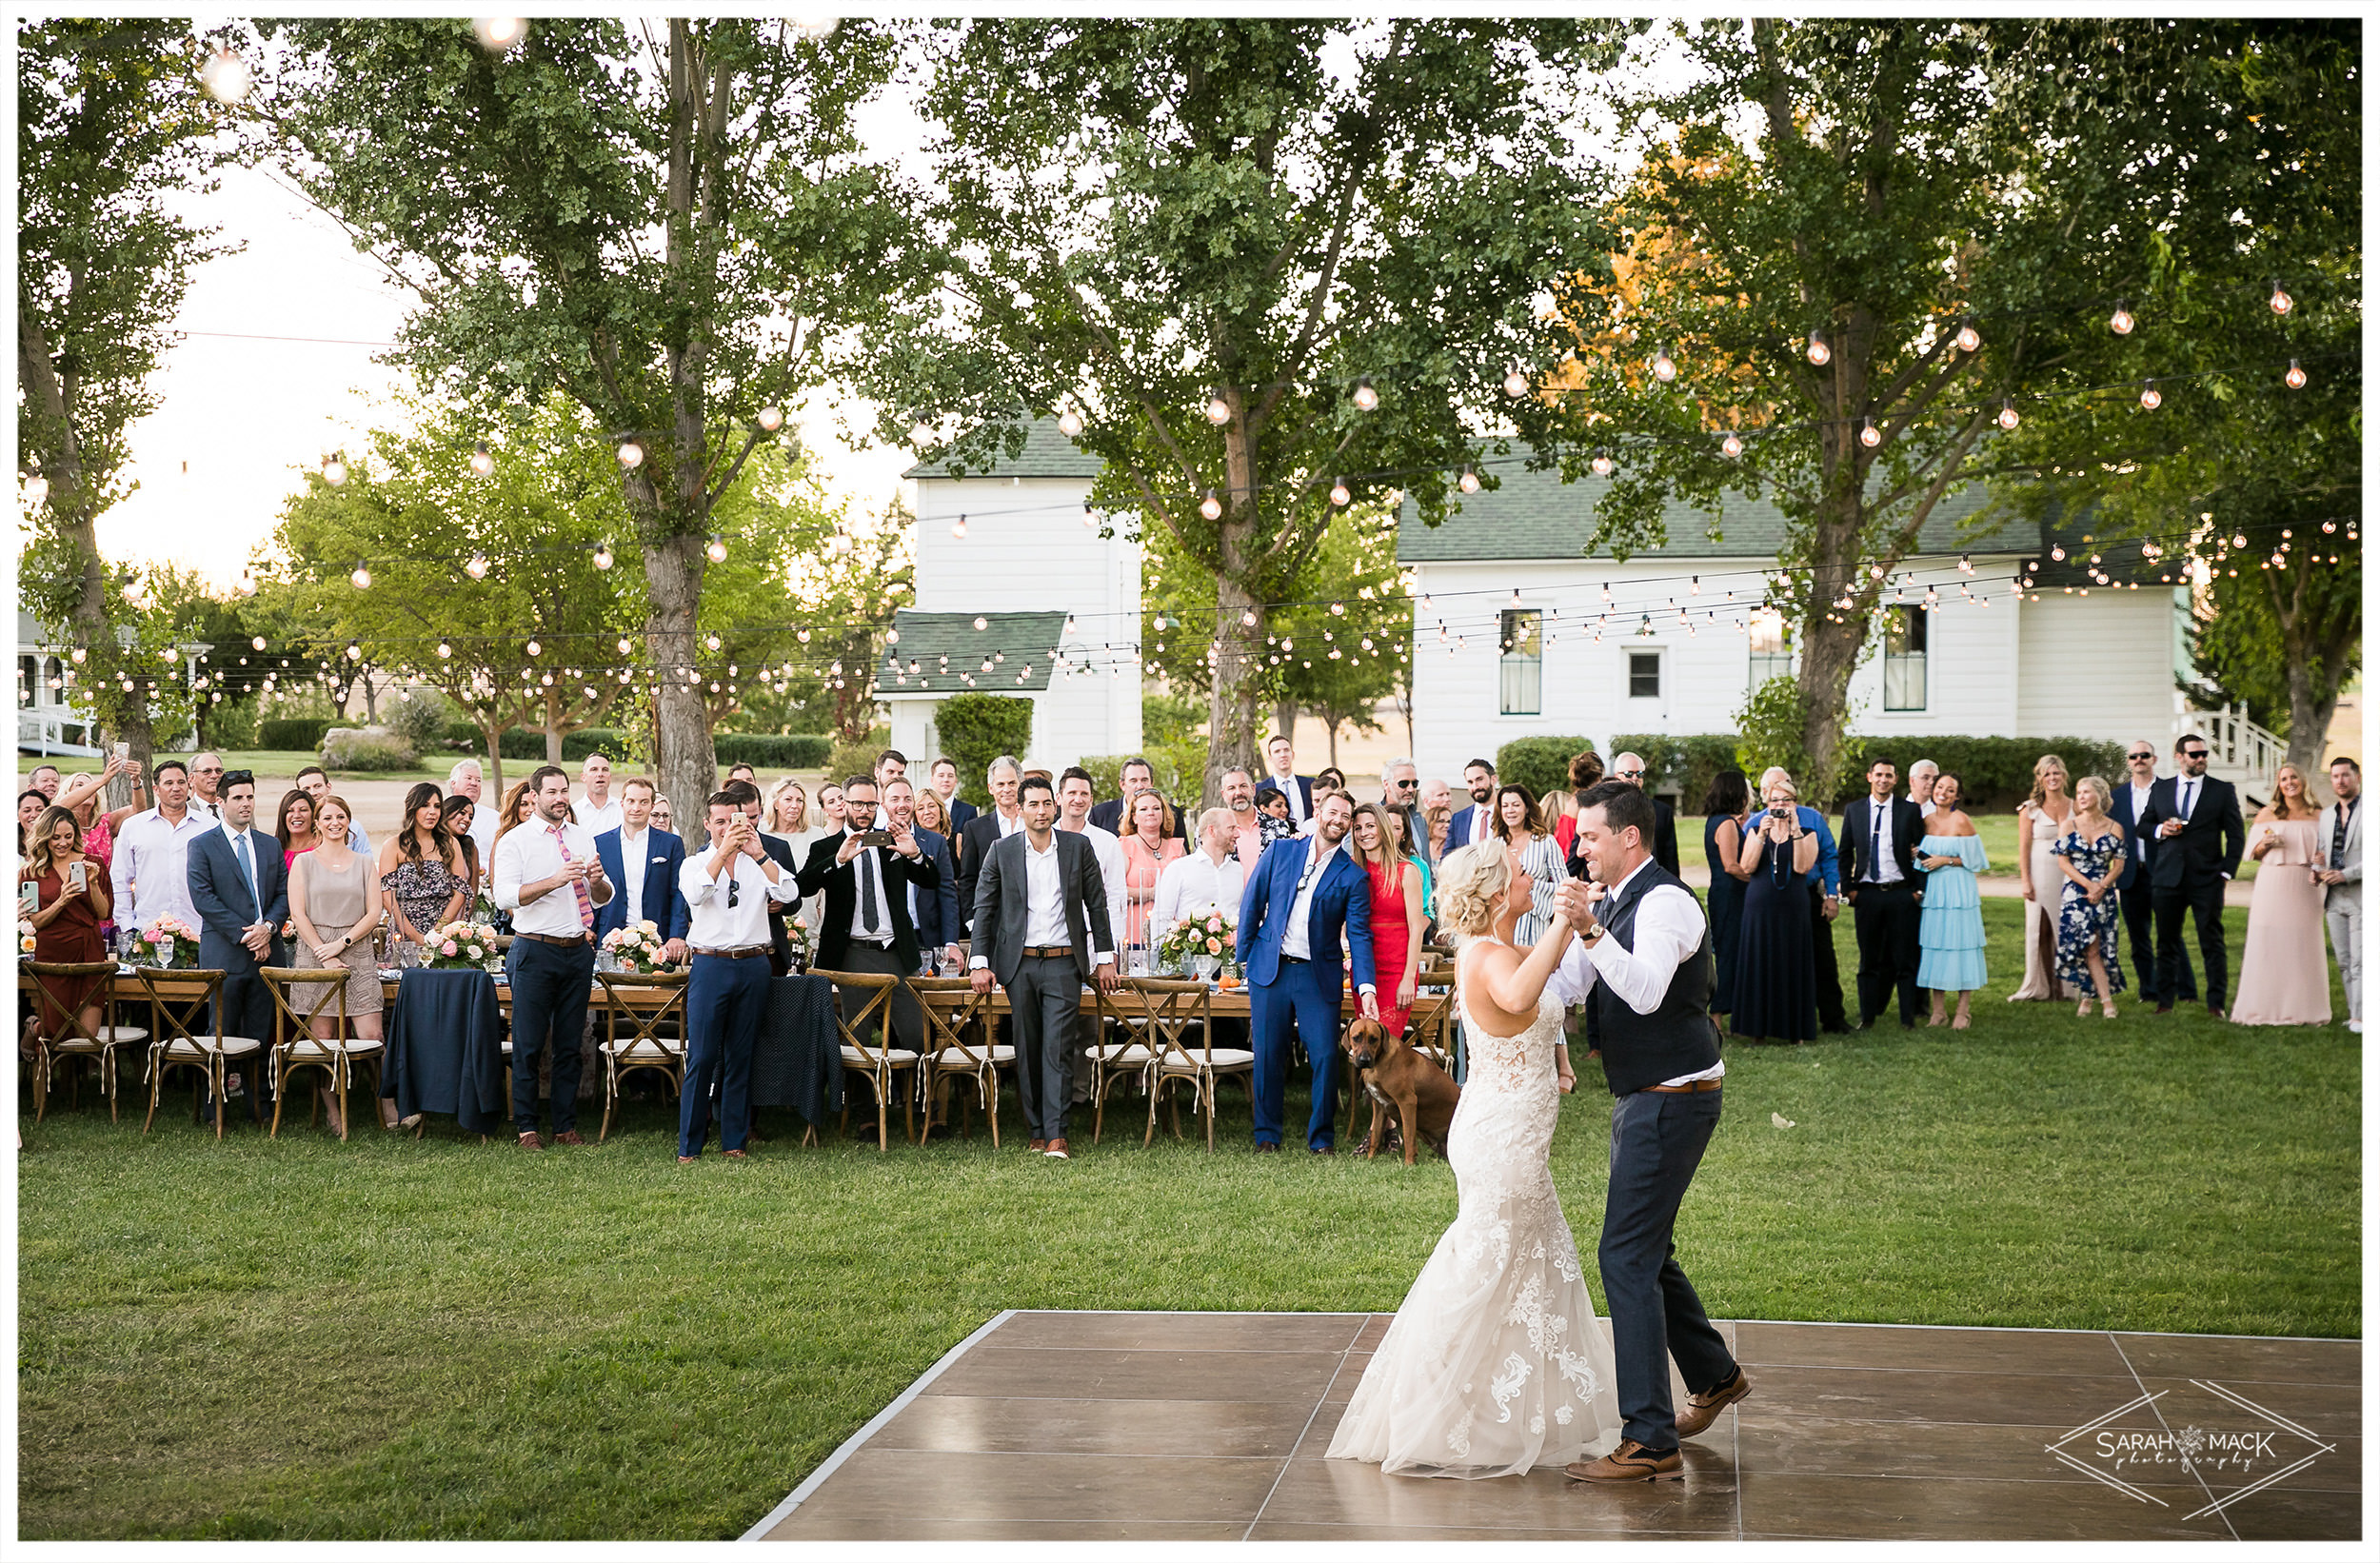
[234,832,259,919]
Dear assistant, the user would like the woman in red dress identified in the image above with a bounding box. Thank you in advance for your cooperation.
[20,805,112,1046]
[1350,802,1425,1038]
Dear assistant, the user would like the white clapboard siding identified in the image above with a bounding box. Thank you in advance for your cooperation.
[2015,587,2188,745]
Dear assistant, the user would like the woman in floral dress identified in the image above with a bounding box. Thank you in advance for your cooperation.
[2050,776,2127,1017]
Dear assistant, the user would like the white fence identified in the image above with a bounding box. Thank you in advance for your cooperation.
[2179,703,2284,801]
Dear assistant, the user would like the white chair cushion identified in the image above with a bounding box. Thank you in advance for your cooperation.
[280,1037,381,1058]
[1157,1048,1256,1072]
[841,1045,920,1067]
[929,1045,1016,1066]
[1087,1043,1157,1067]
[161,1036,262,1058]
[603,1037,682,1059]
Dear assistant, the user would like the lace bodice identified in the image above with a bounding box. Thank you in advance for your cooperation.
[1457,987,1567,1097]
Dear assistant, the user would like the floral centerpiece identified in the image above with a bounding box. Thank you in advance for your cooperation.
[426,919,503,970]
[1156,907,1237,977]
[128,916,198,967]
[600,918,683,975]
[784,919,812,974]
[20,920,38,958]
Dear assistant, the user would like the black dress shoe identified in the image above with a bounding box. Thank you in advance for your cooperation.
[1253,1141,1281,1154]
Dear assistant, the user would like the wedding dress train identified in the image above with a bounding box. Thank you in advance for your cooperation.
[1325,984,1622,1476]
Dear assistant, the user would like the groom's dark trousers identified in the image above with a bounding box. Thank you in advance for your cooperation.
[1600,1086,1737,1449]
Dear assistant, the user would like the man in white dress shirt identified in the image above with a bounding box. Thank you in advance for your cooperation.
[447,759,500,863]
[1219,767,1266,868]
[1551,781,1745,1483]
[2319,757,2361,1033]
[1056,766,1128,950]
[109,758,209,934]
[575,753,624,838]
[494,764,614,1148]
[675,791,798,1162]
[1155,808,1251,928]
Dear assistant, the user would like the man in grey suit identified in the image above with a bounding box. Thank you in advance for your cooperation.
[2320,757,2362,1033]
[969,775,1120,1159]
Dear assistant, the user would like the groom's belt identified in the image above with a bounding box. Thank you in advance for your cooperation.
[1020,944,1075,960]
[1642,1078,1724,1095]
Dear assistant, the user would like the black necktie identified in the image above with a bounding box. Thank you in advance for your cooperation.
[857,839,881,936]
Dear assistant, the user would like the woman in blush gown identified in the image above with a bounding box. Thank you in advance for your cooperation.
[2010,754,2075,1002]
[2231,763,2331,1026]
[1328,841,1620,1478]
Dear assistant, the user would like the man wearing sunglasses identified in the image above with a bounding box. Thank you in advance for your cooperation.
[2136,734,2245,1017]
[1605,753,1682,877]
[1378,757,1428,864]
[2108,740,2193,1006]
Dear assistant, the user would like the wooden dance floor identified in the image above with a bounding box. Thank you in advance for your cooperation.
[745,1310,2358,1542]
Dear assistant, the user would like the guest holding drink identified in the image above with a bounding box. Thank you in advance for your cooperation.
[2011,754,2074,1002]
[1731,773,1818,1043]
[1915,773,1989,1028]
[2231,763,2331,1026]
[2051,778,2127,1018]
[1700,770,1753,1020]
[288,794,391,1133]
[276,790,321,867]
[1351,802,1425,1038]
[1119,787,1184,953]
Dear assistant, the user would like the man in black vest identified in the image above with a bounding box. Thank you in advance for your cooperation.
[1839,758,1927,1028]
[2136,733,2246,1018]
[1557,781,1748,1483]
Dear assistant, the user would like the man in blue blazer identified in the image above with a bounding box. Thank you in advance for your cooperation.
[1260,734,1317,827]
[2107,739,2192,1005]
[887,776,962,971]
[1237,791,1378,1154]
[592,777,690,960]
[1445,757,1498,850]
[185,770,288,1121]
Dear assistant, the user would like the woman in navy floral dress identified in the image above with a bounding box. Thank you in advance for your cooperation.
[2050,776,2127,1017]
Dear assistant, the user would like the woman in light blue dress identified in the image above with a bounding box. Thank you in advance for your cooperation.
[1914,772,1989,1027]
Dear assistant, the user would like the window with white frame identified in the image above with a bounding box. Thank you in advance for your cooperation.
[1747,608,1793,690]
[1883,604,1929,710]
[1627,648,1662,700]
[1498,608,1542,715]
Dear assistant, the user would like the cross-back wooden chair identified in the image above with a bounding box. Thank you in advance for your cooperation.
[20,960,145,1122]
[129,967,261,1138]
[593,969,690,1142]
[816,968,918,1150]
[909,976,1011,1145]
[261,965,386,1140]
[1129,978,1253,1151]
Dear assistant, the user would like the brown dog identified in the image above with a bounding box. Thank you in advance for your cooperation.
[1340,1017,1460,1165]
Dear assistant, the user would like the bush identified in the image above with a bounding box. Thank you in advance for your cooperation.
[201,698,262,751]
[319,727,418,772]
[823,725,893,792]
[258,718,334,752]
[1845,736,2132,813]
[715,732,833,770]
[496,726,625,762]
[1495,736,1598,802]
[1611,734,1745,808]
[385,688,453,751]
[934,694,1035,806]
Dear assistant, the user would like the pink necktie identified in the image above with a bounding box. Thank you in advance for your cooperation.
[551,826,594,931]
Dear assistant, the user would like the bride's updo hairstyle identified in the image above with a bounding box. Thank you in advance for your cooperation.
[1435,840,1515,944]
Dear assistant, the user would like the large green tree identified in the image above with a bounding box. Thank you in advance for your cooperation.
[1570,19,2324,793]
[875,19,1618,799]
[251,17,928,812]
[17,18,236,793]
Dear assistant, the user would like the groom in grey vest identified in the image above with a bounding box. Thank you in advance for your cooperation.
[1556,782,1750,1481]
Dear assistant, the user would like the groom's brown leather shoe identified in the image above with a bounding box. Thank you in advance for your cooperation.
[1673,1367,1753,1438]
[1566,1440,1683,1481]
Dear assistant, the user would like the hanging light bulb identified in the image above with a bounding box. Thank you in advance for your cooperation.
[251,636,268,651]
[1330,477,1352,507]
[1805,329,1831,366]
[322,452,347,486]
[526,639,541,657]
[1996,398,2021,430]
[909,415,935,446]
[1651,348,1677,383]
[1859,417,1882,447]
[1352,378,1379,412]
[2108,300,2134,335]
[466,552,489,579]
[592,543,614,570]
[2285,358,2308,390]
[349,563,371,589]
[1502,366,1530,399]
[1954,317,1981,353]
[753,404,784,433]
[616,439,644,468]
[1458,464,1480,493]
[1241,609,1258,627]
[949,513,969,541]
[2138,381,2161,410]
[2269,279,2293,315]
[1204,392,1231,425]
[1721,432,1744,459]
[1198,488,1223,521]
[705,633,723,651]
[472,17,528,51]
[468,440,495,477]
[1590,449,1614,478]
[1057,407,1084,438]
[617,638,633,654]
[200,48,250,103]
[23,471,49,505]
[705,534,728,564]
[436,641,452,659]
[972,615,988,631]
[69,646,86,664]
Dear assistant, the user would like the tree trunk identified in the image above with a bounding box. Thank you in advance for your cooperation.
[1325,719,1340,768]
[644,528,715,821]
[482,719,506,798]
[1273,696,1298,751]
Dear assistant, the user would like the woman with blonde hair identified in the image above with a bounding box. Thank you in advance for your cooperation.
[2050,777,2127,1017]
[764,779,809,843]
[2231,763,2330,1025]
[2012,753,2075,1002]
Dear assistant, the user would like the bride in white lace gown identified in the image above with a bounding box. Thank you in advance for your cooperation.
[1327,841,1622,1477]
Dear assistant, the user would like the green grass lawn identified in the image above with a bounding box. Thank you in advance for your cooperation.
[17,900,2357,1538]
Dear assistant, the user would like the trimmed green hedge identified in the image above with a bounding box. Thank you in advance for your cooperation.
[1494,736,1598,801]
[257,718,334,751]
[1610,733,2132,812]
[1612,734,1747,810]
[935,695,1034,806]
[716,733,833,769]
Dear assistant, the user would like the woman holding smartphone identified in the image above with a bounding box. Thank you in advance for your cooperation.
[20,804,112,1054]
[1731,774,1821,1043]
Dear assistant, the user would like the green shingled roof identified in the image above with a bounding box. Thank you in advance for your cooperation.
[1396,464,2041,564]
[902,415,1104,482]
[880,610,1065,694]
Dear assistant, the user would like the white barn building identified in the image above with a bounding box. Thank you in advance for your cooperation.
[885,418,1143,773]
[1396,468,2198,780]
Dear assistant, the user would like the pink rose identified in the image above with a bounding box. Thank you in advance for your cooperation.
[441,940,459,957]
[1205,938,1221,954]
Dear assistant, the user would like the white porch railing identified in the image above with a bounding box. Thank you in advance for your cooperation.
[17,708,103,759]
[2178,702,2284,801]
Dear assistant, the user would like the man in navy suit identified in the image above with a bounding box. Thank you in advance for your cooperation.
[927,757,978,835]
[1260,734,1316,828]
[1445,757,1498,850]
[2137,733,2245,1017]
[185,770,288,1121]
[1839,758,1927,1028]
[2107,739,2187,1004]
[592,777,689,961]
[1237,791,1378,1154]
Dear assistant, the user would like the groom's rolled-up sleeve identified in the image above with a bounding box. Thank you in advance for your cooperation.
[1584,885,1705,1016]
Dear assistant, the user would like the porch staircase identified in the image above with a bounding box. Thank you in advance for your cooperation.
[2179,703,2284,804]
